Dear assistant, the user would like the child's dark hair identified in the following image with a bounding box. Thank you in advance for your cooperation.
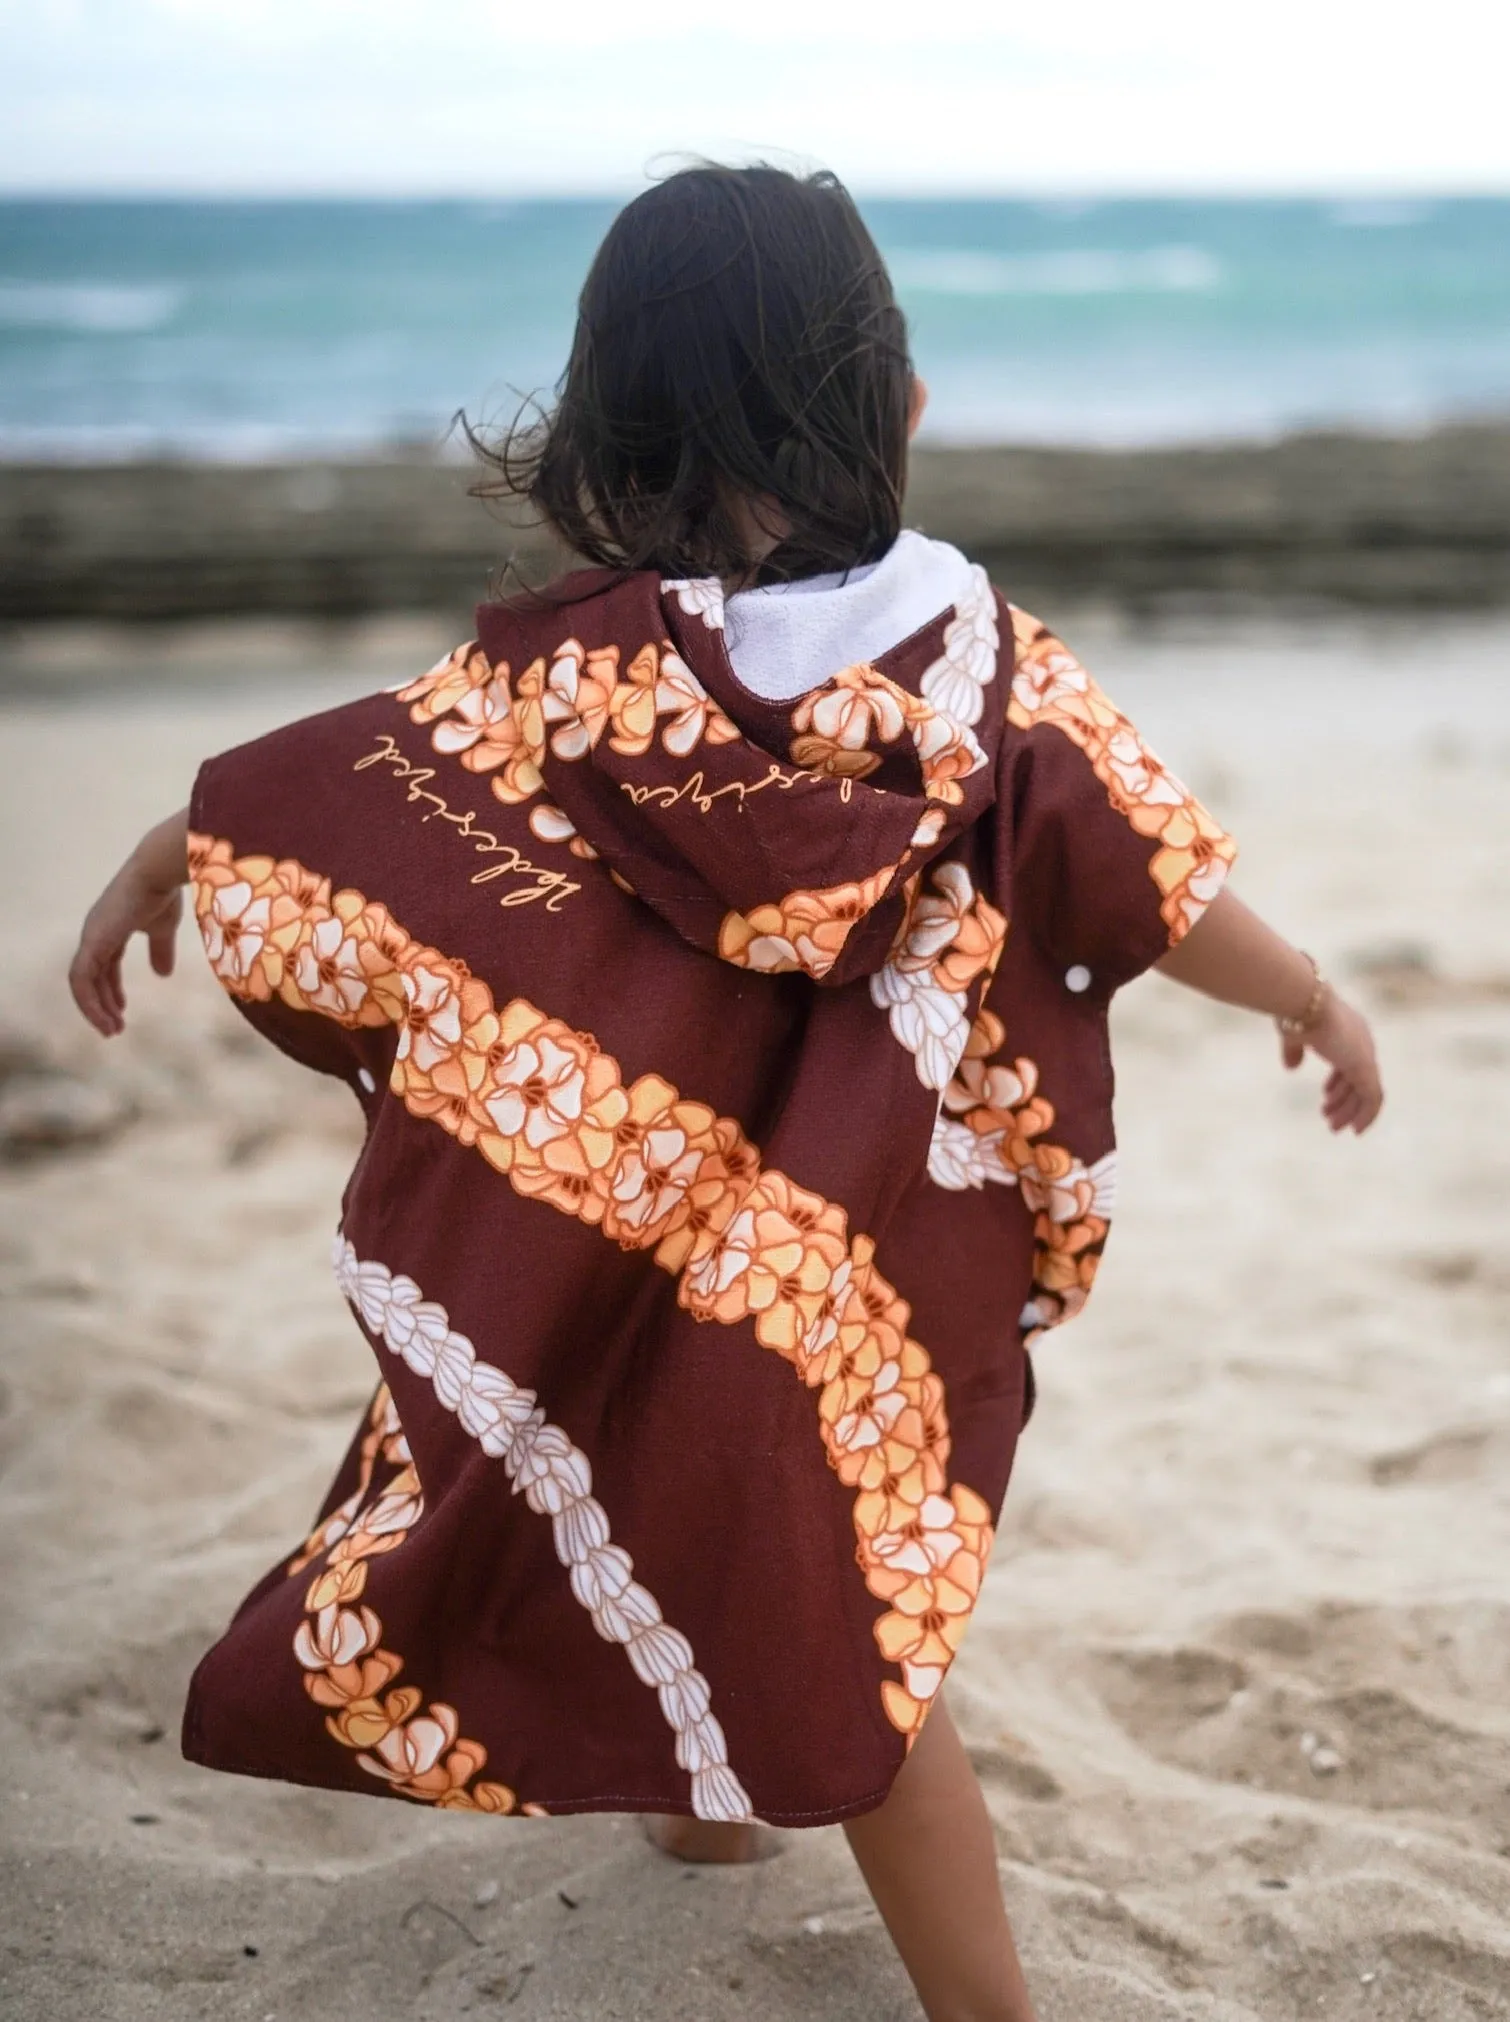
[470,163,914,585]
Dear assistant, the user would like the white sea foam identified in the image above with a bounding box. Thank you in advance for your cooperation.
[0,281,183,335]
[890,245,1223,298]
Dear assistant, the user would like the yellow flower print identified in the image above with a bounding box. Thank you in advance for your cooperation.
[651,1121,756,1279]
[858,1490,981,1605]
[602,1078,721,1250]
[606,643,661,756]
[397,642,492,719]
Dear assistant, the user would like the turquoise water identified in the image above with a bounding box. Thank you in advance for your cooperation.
[2,197,1507,455]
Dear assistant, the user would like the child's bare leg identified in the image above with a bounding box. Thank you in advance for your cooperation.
[843,1699,1039,2022]
[643,1816,773,1863]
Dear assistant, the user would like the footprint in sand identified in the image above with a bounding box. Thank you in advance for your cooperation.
[1086,1602,1510,1841]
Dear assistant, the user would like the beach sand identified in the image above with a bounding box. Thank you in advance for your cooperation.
[3,608,1509,2021]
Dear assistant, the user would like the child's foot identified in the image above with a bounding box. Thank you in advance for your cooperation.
[642,1815,779,1864]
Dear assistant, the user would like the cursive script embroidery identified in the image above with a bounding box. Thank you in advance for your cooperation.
[354,734,582,912]
[620,763,853,814]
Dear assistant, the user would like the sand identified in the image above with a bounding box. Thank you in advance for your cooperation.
[3,608,1509,2021]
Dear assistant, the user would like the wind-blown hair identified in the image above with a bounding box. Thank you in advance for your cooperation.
[469,163,914,586]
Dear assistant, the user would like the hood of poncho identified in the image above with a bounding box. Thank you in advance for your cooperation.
[456,555,1010,990]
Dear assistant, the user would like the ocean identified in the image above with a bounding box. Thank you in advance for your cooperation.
[2,196,1508,458]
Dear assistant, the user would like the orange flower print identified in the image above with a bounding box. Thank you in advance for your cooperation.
[873,1481,993,1722]
[1005,608,1235,945]
[655,652,739,758]
[789,664,907,780]
[859,1490,981,1605]
[429,670,519,774]
[653,1141,746,1281]
[1016,1146,1116,1228]
[717,867,893,981]
[357,1702,491,1800]
[293,1601,384,1677]
[197,839,1000,1743]
[484,657,548,807]
[903,694,987,806]
[397,642,492,718]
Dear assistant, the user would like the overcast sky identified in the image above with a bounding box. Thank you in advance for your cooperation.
[4,0,1507,197]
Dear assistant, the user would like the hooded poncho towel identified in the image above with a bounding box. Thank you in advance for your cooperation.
[182,540,1235,1825]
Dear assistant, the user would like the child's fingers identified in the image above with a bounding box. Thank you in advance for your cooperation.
[1280,1028,1305,1071]
[147,915,178,977]
[69,943,119,1036]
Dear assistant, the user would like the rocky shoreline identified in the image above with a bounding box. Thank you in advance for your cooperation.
[3,427,1508,622]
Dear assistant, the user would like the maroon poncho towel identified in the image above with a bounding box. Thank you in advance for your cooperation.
[181,564,1234,1825]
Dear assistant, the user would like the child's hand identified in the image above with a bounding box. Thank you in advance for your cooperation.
[68,810,190,1038]
[1281,990,1382,1134]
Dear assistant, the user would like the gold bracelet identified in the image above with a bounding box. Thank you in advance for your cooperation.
[1277,952,1329,1035]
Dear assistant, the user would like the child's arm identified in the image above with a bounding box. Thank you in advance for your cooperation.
[69,808,190,1037]
[1154,886,1382,1133]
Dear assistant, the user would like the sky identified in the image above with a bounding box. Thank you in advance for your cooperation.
[3,0,1509,197]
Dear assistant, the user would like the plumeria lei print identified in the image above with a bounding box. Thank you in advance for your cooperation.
[312,1243,753,1821]
[191,834,996,1748]
[397,636,739,808]
[282,1385,526,1812]
[930,1007,1118,1344]
[1006,608,1235,943]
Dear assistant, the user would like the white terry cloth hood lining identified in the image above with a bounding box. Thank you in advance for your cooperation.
[721,530,977,704]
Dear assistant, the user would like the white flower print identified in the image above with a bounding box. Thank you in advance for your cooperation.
[1019,1149,1118,1224]
[201,880,271,984]
[330,1238,754,1824]
[294,915,370,1019]
[869,862,980,1092]
[682,1204,758,1308]
[483,1034,586,1150]
[396,964,463,1073]
[1101,727,1187,810]
[662,577,726,629]
[431,676,513,758]
[919,564,999,730]
[655,652,735,758]
[610,1123,703,1237]
[293,1602,382,1672]
[926,1115,1017,1192]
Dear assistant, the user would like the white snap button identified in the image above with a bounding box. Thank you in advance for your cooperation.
[357,1067,377,1094]
[1065,965,1092,993]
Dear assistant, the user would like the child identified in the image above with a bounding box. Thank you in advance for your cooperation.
[69,164,1382,2022]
